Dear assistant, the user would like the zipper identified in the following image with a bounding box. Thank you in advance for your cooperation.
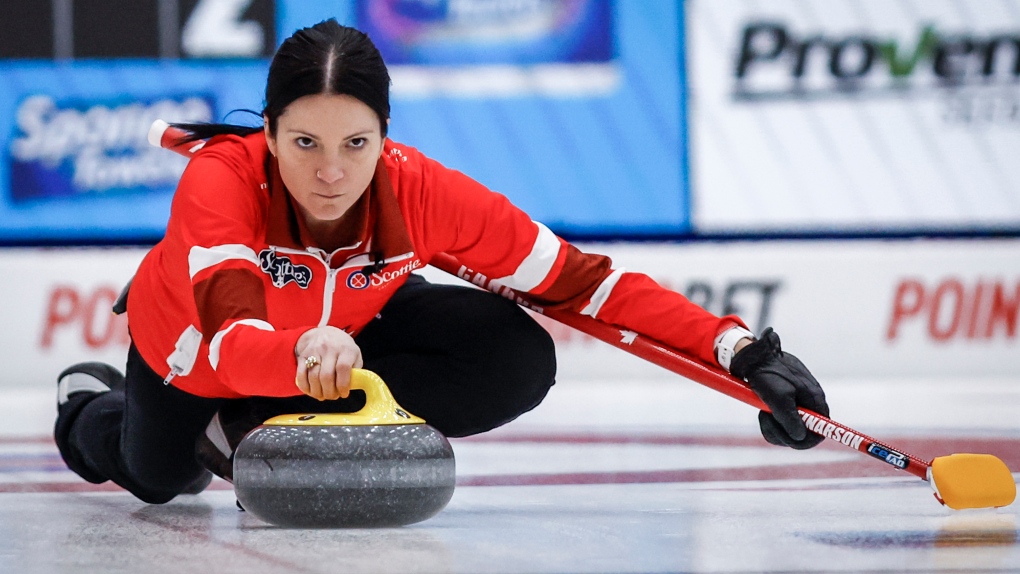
[320,267,339,326]
[163,366,182,386]
[163,325,203,385]
[270,245,400,327]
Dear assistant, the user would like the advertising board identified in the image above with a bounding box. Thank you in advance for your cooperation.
[0,0,690,242]
[558,240,1020,380]
[3,240,1016,390]
[0,0,276,241]
[688,0,1020,232]
[357,0,613,66]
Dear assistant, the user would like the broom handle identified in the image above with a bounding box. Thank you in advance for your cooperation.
[150,120,932,481]
[429,253,933,481]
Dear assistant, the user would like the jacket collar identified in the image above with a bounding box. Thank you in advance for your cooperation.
[264,147,413,261]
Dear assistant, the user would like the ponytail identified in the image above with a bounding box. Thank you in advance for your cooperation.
[170,109,263,145]
[168,123,261,145]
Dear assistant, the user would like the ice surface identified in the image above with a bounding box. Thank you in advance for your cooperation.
[1,377,1017,573]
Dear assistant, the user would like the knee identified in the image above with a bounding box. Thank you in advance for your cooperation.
[126,458,206,504]
[507,311,557,394]
[134,489,177,505]
[130,475,202,505]
[449,307,557,436]
[482,302,556,389]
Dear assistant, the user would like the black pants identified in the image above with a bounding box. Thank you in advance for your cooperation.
[55,275,556,504]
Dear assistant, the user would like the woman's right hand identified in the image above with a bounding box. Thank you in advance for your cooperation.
[294,326,364,401]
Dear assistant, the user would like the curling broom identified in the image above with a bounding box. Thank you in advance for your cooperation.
[428,254,1016,510]
[148,119,1016,510]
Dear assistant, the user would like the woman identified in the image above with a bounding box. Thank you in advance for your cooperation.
[55,20,829,504]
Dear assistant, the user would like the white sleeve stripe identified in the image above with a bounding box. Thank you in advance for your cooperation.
[208,319,274,370]
[492,221,561,293]
[188,244,260,279]
[580,268,626,319]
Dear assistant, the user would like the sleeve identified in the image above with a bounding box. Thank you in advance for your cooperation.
[172,143,307,396]
[416,156,745,367]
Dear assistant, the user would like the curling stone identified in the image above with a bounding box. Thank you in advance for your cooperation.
[233,369,455,528]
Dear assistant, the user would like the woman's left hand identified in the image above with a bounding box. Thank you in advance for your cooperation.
[729,327,829,449]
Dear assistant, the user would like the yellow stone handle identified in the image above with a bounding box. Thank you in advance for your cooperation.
[264,369,426,426]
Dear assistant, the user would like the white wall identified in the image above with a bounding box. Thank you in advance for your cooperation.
[0,248,142,390]
[537,239,1020,380]
[1,239,1017,390]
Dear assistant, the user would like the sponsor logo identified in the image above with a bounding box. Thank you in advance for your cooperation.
[258,250,312,289]
[9,95,214,201]
[734,21,1020,100]
[345,258,422,290]
[865,443,910,470]
[40,284,130,351]
[371,258,421,287]
[887,277,1019,343]
[669,279,781,336]
[800,412,865,450]
[347,271,370,290]
[455,265,545,313]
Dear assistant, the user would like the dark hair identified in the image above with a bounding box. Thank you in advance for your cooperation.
[172,19,390,143]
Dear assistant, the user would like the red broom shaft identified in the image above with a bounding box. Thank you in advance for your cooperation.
[429,254,932,480]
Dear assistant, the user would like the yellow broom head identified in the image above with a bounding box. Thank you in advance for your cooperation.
[930,454,1016,510]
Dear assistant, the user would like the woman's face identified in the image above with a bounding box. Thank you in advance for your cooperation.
[265,93,385,226]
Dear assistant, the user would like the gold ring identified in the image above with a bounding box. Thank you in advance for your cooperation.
[304,356,320,370]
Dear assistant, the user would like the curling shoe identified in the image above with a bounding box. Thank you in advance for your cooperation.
[54,362,125,485]
[194,401,268,484]
[56,362,125,412]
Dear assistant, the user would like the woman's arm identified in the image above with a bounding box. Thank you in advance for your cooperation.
[407,149,828,447]
[411,153,742,368]
[170,140,311,396]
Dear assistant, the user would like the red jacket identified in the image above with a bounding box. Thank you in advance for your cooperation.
[128,132,741,398]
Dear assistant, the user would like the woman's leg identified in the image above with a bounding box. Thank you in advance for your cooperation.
[54,345,224,504]
[353,274,557,437]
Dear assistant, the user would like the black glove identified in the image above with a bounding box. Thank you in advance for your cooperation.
[729,327,829,450]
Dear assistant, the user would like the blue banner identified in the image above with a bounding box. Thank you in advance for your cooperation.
[356,0,613,65]
[0,0,688,242]
[10,95,213,203]
[0,62,267,241]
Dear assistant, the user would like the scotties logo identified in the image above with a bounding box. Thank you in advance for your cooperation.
[259,250,312,289]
